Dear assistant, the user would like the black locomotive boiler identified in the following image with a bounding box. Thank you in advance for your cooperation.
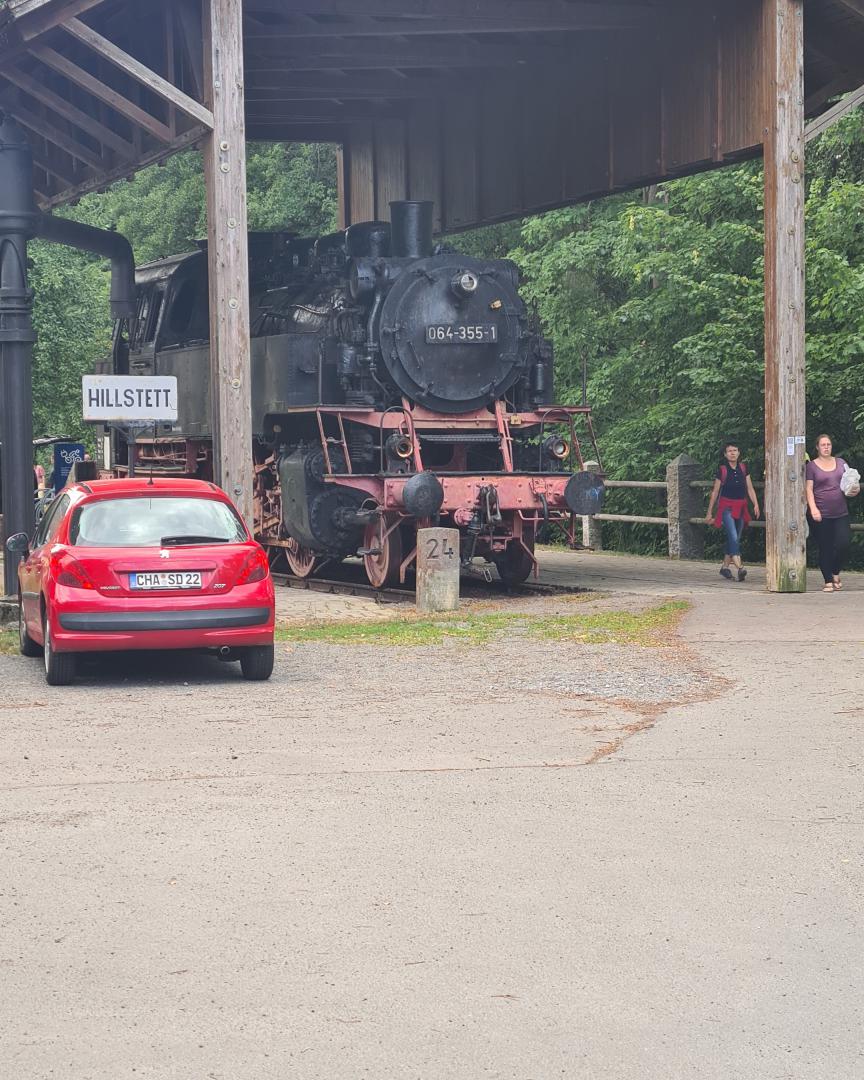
[103,201,603,586]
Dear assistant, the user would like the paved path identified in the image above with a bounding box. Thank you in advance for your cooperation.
[0,551,861,1078]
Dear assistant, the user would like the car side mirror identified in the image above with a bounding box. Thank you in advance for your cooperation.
[5,532,30,556]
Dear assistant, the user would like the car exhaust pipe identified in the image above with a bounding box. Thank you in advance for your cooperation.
[218,646,232,660]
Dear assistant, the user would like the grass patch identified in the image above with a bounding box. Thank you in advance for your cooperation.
[530,600,689,646]
[277,612,519,647]
[0,625,18,656]
[276,600,690,648]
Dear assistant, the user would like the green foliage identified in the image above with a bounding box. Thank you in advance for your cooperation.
[72,142,338,264]
[508,123,864,554]
[29,240,111,449]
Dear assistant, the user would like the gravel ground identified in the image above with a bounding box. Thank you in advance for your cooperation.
[1,563,862,1079]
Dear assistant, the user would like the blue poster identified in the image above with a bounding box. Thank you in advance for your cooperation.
[52,443,85,492]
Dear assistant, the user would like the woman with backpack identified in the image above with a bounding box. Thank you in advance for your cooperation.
[705,442,761,581]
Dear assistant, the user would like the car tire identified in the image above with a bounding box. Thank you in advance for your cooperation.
[240,644,274,681]
[43,613,76,686]
[19,598,43,658]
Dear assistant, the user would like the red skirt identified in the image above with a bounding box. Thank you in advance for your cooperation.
[714,497,750,530]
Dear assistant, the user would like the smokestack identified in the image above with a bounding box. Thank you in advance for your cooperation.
[389,201,433,259]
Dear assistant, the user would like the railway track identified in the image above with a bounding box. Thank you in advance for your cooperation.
[271,565,588,605]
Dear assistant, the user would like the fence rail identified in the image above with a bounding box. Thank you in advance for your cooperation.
[581,459,863,559]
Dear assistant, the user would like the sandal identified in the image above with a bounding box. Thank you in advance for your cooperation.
[833,579,843,591]
[822,583,836,593]
[737,568,747,582]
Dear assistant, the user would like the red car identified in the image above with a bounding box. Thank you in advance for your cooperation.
[5,477,275,685]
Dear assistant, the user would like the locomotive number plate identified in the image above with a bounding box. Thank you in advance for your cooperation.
[130,571,202,590]
[425,324,498,344]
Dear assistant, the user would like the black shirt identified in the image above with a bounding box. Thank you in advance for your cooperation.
[716,461,747,500]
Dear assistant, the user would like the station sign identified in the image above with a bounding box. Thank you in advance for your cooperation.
[82,375,178,422]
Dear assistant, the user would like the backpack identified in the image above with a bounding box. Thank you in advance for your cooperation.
[719,462,746,484]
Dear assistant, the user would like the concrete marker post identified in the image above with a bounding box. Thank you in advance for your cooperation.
[416,527,460,613]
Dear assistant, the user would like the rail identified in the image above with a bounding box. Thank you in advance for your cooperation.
[580,460,863,560]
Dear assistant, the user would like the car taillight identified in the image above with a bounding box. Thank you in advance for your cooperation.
[236,548,269,585]
[53,556,95,590]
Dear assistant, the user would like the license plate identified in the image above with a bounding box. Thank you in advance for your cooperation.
[425,324,498,344]
[130,571,202,590]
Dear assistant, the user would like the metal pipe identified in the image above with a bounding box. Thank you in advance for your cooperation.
[33,213,136,319]
[0,115,37,597]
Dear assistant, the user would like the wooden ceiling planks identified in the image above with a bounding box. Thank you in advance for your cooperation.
[0,0,863,218]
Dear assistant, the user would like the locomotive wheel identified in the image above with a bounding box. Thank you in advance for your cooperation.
[363,517,403,589]
[285,537,319,578]
[494,540,536,585]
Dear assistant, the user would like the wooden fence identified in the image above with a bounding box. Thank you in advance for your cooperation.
[582,456,863,559]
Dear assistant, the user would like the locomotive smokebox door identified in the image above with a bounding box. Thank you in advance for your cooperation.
[564,472,606,516]
[378,255,529,414]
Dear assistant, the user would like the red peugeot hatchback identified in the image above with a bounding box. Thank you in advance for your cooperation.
[5,477,275,685]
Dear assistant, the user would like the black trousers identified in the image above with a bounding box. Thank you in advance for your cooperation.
[812,514,851,582]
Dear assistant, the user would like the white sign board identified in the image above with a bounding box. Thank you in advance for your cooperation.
[82,375,178,422]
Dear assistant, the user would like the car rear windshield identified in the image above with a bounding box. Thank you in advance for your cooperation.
[69,496,247,547]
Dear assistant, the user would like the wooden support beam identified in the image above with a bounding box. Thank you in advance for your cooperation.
[30,43,174,142]
[4,98,105,169]
[243,11,651,38]
[2,64,135,157]
[804,73,854,114]
[176,0,205,101]
[30,144,79,185]
[244,82,451,100]
[7,0,106,41]
[41,123,207,208]
[834,0,864,20]
[62,16,214,130]
[246,44,577,71]
[805,81,864,142]
[764,0,806,593]
[245,101,402,121]
[245,0,651,19]
[203,0,254,529]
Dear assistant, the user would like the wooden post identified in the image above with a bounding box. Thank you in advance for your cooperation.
[764,0,806,592]
[202,0,253,528]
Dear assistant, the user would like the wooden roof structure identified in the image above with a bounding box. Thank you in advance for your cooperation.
[0,0,862,228]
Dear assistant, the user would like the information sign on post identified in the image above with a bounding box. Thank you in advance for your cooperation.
[82,375,178,422]
[52,443,85,492]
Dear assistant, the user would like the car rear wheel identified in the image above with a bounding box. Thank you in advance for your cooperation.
[240,644,274,681]
[43,613,76,686]
[19,597,42,657]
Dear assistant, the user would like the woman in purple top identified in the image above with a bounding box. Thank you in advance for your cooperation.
[805,434,858,592]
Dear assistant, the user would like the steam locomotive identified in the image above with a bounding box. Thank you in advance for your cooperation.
[102,201,603,586]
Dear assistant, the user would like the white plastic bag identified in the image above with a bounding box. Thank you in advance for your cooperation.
[840,465,861,497]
